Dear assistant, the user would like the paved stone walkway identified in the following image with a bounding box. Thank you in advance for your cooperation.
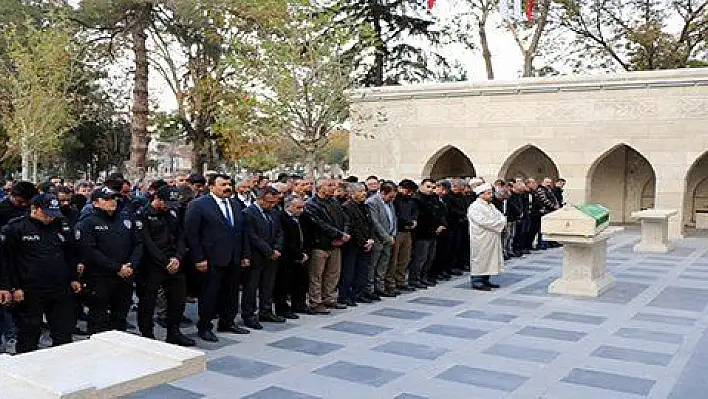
[128,229,708,398]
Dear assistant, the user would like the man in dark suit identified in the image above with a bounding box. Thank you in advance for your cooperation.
[241,186,284,329]
[274,195,311,318]
[184,173,250,342]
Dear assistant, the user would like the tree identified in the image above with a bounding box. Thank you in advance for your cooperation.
[503,0,555,77]
[331,0,466,86]
[150,0,289,173]
[554,0,708,72]
[446,0,498,79]
[225,2,356,177]
[0,17,81,181]
[75,0,154,181]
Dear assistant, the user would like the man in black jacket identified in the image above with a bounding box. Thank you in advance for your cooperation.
[303,179,350,314]
[387,179,418,292]
[136,186,195,346]
[0,194,80,353]
[340,183,374,306]
[242,186,285,330]
[274,195,311,317]
[0,181,36,349]
[408,179,446,289]
[75,187,143,334]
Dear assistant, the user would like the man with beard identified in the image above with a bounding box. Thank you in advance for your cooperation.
[75,187,143,333]
[187,174,207,198]
[387,179,418,293]
[136,186,195,346]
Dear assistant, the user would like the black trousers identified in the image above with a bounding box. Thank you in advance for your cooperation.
[430,230,453,277]
[197,264,241,332]
[451,221,470,268]
[274,259,305,313]
[87,276,133,334]
[15,289,75,353]
[137,268,186,336]
[525,214,542,250]
[242,258,278,319]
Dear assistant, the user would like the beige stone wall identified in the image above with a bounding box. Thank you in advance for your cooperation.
[350,69,708,237]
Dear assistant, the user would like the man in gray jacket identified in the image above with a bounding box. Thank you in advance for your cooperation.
[366,181,398,298]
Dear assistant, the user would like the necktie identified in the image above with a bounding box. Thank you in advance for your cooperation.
[222,200,233,227]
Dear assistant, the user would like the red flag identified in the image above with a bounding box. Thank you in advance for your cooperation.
[427,0,435,9]
[525,0,535,20]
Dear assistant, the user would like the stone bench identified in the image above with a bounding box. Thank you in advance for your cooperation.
[631,209,678,253]
[0,331,205,398]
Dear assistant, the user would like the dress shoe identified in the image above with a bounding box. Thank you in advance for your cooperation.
[482,280,500,289]
[472,283,492,291]
[376,290,396,298]
[421,279,436,286]
[522,249,531,255]
[398,285,416,292]
[243,318,264,330]
[140,331,156,339]
[278,311,300,320]
[311,305,331,315]
[365,292,382,301]
[391,289,402,296]
[354,295,372,304]
[166,331,196,347]
[325,302,347,310]
[73,326,89,336]
[198,330,219,342]
[292,305,315,315]
[217,323,251,334]
[260,313,286,323]
[449,269,463,276]
[504,255,511,261]
[412,282,428,289]
[345,298,358,307]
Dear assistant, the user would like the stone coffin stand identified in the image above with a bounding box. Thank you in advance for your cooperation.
[631,209,678,254]
[545,226,623,297]
[0,331,205,398]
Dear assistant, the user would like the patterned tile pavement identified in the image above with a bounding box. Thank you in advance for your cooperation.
[127,229,708,398]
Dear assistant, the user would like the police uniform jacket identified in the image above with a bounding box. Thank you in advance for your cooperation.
[137,205,185,270]
[0,216,75,293]
[75,208,143,277]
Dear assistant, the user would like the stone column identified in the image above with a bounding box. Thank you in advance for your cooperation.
[654,166,686,238]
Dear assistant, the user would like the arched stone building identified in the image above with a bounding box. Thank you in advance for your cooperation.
[349,69,708,237]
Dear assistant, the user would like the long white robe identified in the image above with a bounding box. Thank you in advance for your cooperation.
[468,198,507,276]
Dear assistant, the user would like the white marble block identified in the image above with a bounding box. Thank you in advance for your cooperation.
[545,227,622,297]
[631,209,678,253]
[0,331,205,398]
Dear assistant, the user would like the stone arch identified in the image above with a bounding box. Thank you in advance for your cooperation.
[683,152,708,229]
[587,143,656,224]
[422,145,476,180]
[498,144,560,182]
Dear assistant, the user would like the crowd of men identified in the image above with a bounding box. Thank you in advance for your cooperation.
[0,171,565,353]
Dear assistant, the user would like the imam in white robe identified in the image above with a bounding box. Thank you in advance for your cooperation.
[468,197,507,276]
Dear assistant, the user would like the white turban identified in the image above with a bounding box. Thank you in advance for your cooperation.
[468,177,484,188]
[473,182,493,195]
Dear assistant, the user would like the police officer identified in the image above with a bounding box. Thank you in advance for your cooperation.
[0,194,81,353]
[136,186,195,347]
[75,187,143,334]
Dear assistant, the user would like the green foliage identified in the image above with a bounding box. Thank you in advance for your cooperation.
[0,15,82,164]
[222,1,357,174]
